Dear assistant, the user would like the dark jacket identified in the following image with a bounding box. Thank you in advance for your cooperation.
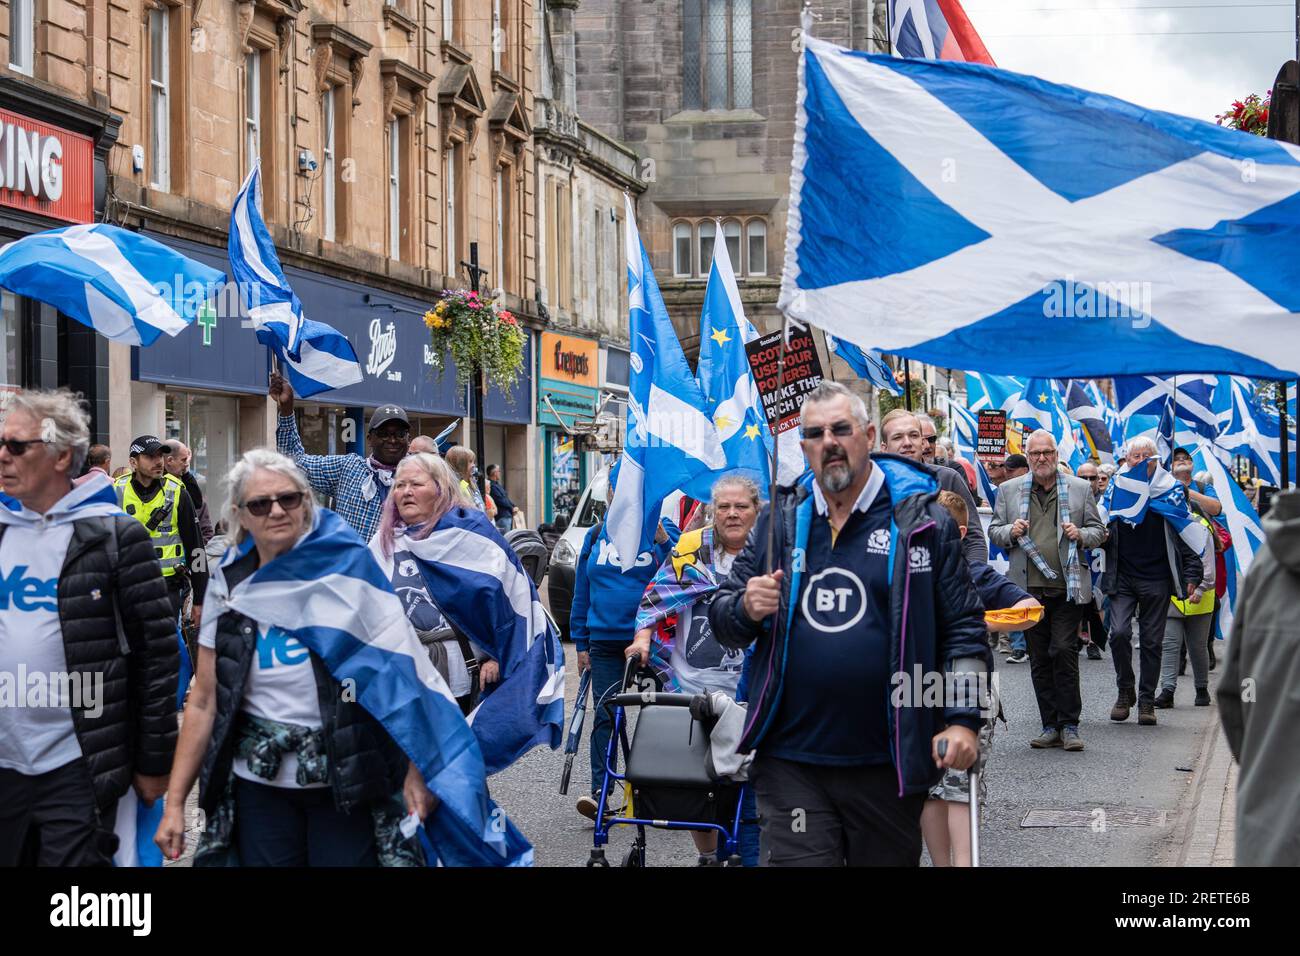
[489,479,516,516]
[708,454,993,796]
[1100,512,1203,600]
[0,516,180,812]
[180,470,214,545]
[934,462,988,566]
[197,550,408,817]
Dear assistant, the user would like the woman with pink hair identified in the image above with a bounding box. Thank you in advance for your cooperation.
[369,452,498,715]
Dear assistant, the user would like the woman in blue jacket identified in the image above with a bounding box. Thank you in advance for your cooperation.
[570,466,677,821]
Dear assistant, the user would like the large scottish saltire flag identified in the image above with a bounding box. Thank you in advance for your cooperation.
[1010,378,1087,469]
[890,0,996,65]
[607,196,724,571]
[229,165,364,397]
[780,30,1300,379]
[394,507,565,775]
[0,224,222,346]
[696,228,774,492]
[200,508,532,865]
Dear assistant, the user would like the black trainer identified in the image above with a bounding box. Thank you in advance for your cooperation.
[1195,687,1212,706]
[1154,688,1175,709]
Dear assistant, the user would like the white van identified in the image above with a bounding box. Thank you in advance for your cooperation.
[545,465,683,640]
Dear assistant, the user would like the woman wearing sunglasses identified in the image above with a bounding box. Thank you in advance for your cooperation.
[156,449,433,866]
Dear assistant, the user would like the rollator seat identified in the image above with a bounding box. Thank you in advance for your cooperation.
[625,704,736,825]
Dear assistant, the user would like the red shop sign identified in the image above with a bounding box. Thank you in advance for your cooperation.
[0,107,95,224]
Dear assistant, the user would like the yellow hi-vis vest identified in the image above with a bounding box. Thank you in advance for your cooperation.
[115,473,186,576]
[1171,516,1216,616]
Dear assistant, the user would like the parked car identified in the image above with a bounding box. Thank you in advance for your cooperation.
[546,466,682,641]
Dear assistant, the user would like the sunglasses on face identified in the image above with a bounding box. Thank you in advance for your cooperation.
[924,436,938,445]
[801,422,855,441]
[0,438,48,456]
[373,430,409,442]
[241,492,305,517]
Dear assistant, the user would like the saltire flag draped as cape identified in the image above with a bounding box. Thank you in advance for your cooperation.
[199,508,532,865]
[385,506,565,775]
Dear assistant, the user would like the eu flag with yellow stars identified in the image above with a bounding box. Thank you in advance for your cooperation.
[694,224,773,497]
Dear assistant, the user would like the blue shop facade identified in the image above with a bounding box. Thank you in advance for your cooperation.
[127,232,535,520]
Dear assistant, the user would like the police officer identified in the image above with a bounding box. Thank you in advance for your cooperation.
[115,436,207,629]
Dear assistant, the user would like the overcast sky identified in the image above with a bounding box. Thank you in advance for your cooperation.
[960,0,1294,123]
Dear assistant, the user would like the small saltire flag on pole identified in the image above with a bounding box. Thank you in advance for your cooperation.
[964,371,1024,413]
[0,224,222,346]
[779,27,1300,379]
[229,165,363,397]
[1191,440,1266,638]
[606,195,725,572]
[826,334,902,396]
[695,221,773,494]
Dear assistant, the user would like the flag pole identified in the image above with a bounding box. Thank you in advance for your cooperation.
[1280,379,1291,489]
[766,314,790,575]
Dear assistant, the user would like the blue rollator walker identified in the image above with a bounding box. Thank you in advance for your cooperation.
[587,657,748,867]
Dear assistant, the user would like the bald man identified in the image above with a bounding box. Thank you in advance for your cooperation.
[165,441,213,545]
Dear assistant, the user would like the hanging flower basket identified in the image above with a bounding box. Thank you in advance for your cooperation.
[423,289,526,393]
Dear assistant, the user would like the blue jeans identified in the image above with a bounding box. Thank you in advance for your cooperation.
[1010,630,1026,653]
[495,516,514,534]
[587,640,632,798]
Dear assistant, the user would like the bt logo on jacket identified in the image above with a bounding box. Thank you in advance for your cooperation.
[0,566,58,612]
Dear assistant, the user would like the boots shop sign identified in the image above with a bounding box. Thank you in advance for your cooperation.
[0,108,94,223]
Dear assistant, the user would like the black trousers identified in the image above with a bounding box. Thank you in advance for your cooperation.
[1109,576,1172,706]
[752,755,925,866]
[0,760,116,866]
[1025,590,1086,729]
[1083,603,1108,652]
[233,777,380,866]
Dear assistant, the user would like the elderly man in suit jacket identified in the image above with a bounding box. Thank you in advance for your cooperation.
[989,431,1107,752]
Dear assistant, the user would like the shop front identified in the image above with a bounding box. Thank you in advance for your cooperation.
[538,330,600,526]
[0,78,119,435]
[132,232,532,518]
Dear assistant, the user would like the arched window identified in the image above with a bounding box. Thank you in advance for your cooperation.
[723,219,741,270]
[673,222,693,277]
[698,220,716,274]
[746,219,767,276]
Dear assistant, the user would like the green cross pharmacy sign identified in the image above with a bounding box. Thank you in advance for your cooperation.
[197,301,217,346]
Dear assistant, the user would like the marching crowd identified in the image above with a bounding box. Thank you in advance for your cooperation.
[0,378,1295,867]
